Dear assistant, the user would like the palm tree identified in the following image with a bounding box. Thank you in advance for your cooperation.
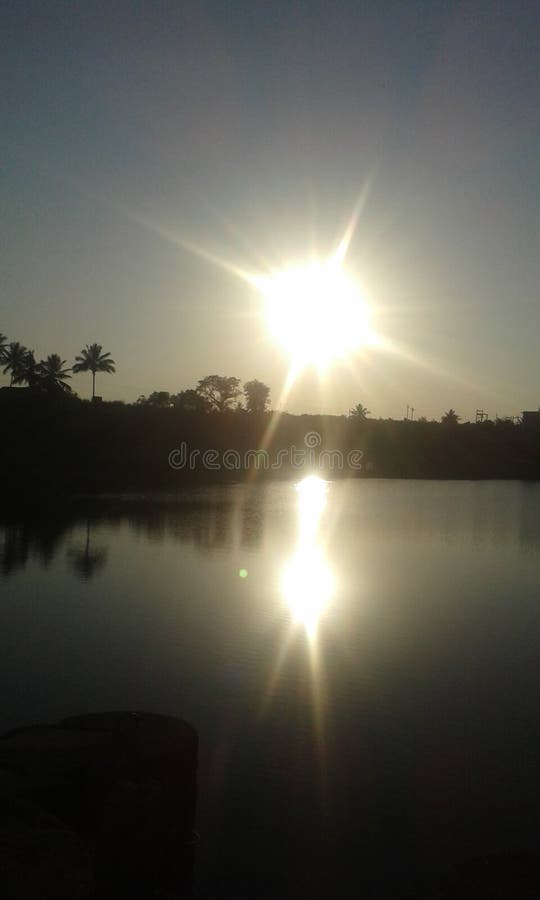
[441,408,460,426]
[2,342,28,385]
[11,350,40,388]
[0,333,7,363]
[37,354,72,393]
[349,403,371,422]
[73,344,116,399]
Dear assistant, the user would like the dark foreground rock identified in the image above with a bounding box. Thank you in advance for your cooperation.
[0,711,197,899]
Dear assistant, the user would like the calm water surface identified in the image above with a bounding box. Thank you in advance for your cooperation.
[1,480,539,897]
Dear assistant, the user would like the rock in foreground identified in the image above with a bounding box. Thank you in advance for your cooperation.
[0,711,198,899]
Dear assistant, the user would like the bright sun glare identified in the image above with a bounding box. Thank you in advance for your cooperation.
[256,255,374,371]
[281,476,334,637]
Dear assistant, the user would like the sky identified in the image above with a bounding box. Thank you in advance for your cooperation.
[1,0,538,419]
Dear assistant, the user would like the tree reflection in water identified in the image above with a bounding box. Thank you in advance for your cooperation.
[67,519,108,581]
[0,489,272,582]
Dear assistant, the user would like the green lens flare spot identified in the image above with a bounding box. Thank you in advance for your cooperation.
[239,568,248,579]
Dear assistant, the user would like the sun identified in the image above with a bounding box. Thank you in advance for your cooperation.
[255,255,374,371]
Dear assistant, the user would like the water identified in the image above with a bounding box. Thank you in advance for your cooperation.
[1,480,540,897]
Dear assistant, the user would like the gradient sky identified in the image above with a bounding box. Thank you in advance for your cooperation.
[2,0,538,419]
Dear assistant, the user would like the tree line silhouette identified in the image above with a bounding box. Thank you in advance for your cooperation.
[1,330,514,427]
[1,332,273,412]
[2,328,539,503]
[0,333,115,399]
[137,376,271,414]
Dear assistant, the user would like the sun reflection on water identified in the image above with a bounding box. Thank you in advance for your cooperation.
[259,476,335,784]
[281,476,334,638]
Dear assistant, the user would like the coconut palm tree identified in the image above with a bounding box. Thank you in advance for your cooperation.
[37,354,72,393]
[2,342,28,385]
[72,343,116,399]
[11,350,40,388]
[441,408,460,426]
[349,403,371,422]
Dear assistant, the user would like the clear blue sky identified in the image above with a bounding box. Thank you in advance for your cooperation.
[1,0,538,419]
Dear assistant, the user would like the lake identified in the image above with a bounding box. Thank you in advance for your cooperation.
[1,479,539,898]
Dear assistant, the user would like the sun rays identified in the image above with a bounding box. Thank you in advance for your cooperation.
[111,186,487,409]
[252,256,376,373]
[109,185,386,407]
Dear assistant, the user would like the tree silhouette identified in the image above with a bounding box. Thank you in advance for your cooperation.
[136,391,172,408]
[73,344,116,399]
[172,389,211,413]
[243,379,270,413]
[196,375,241,412]
[2,342,28,386]
[441,408,460,426]
[0,333,7,363]
[38,354,72,393]
[349,403,371,422]
[11,350,40,388]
